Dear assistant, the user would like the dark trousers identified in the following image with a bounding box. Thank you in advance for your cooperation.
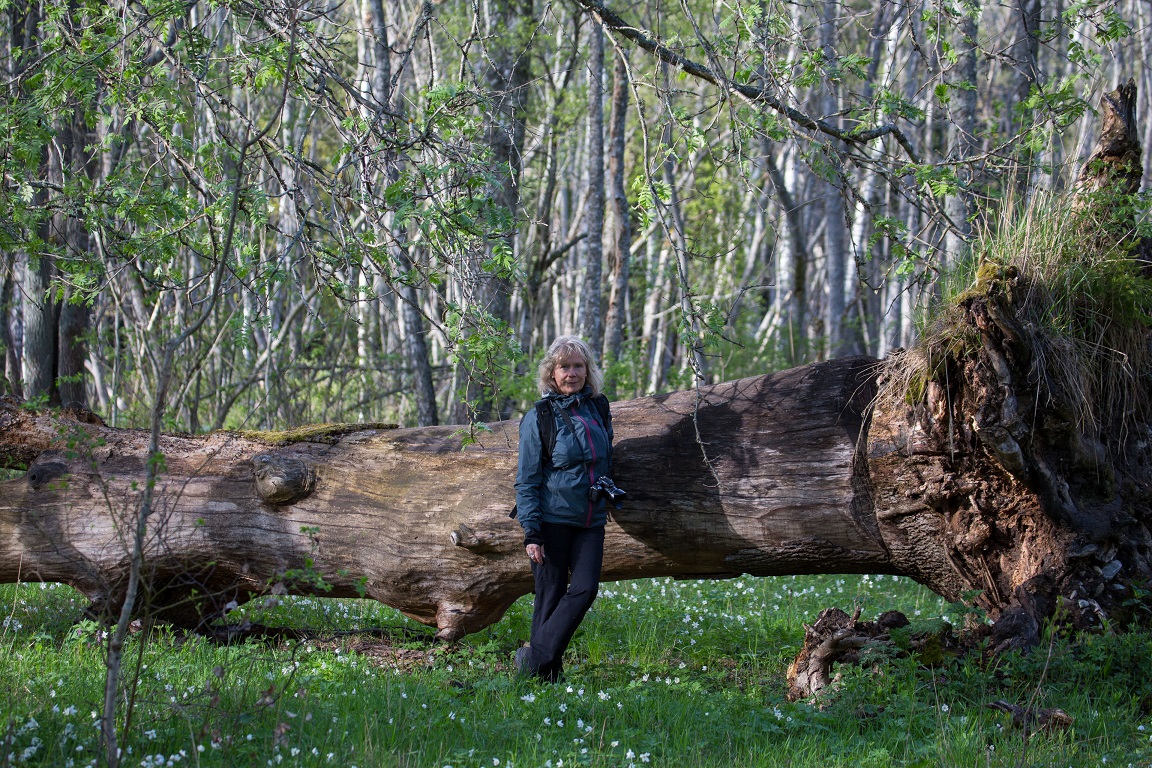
[528,523,605,680]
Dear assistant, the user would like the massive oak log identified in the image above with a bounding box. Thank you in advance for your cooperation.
[0,358,890,640]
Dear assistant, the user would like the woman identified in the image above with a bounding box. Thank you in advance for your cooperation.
[514,336,614,682]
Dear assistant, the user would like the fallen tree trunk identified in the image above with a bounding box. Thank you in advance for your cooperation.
[0,357,889,640]
[1,344,1147,646]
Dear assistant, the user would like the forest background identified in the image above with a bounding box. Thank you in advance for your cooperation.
[2,0,1150,432]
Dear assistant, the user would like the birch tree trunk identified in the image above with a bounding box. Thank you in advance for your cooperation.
[579,21,606,354]
[603,50,632,365]
[766,148,809,364]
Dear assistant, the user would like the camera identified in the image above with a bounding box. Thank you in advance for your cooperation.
[589,476,627,508]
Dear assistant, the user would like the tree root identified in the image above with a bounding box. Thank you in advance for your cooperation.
[786,607,957,701]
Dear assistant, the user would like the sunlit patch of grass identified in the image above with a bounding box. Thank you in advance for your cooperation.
[2,576,1151,766]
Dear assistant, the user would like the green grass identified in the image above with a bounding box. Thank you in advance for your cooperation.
[2,576,1151,767]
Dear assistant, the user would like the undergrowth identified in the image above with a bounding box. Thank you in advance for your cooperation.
[2,575,1151,767]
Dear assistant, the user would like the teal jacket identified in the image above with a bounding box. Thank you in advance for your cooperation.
[515,387,613,543]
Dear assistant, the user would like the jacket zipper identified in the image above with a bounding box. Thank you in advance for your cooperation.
[570,406,598,527]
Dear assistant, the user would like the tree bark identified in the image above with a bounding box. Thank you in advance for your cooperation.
[603,49,632,366]
[819,0,848,359]
[0,266,22,397]
[579,21,606,355]
[20,250,55,402]
[943,4,978,262]
[1011,0,1041,194]
[765,148,809,364]
[55,103,93,409]
[20,1,57,404]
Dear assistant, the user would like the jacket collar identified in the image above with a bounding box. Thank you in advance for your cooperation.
[544,385,594,410]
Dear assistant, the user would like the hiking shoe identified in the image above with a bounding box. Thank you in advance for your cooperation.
[514,645,533,676]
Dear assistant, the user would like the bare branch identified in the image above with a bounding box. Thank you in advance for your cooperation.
[569,0,923,163]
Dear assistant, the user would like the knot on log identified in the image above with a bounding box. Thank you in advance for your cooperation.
[450,524,498,554]
[27,460,69,490]
[435,603,469,641]
[252,453,316,506]
[61,402,107,426]
[978,425,1026,478]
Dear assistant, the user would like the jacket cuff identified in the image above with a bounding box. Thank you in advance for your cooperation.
[523,528,544,546]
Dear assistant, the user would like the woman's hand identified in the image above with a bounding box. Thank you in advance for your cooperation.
[526,543,545,564]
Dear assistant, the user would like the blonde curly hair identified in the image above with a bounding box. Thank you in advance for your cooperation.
[537,336,604,396]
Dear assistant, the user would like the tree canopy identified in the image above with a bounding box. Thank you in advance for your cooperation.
[1,0,1149,432]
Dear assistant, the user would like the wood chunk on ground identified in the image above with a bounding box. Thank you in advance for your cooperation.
[786,607,955,701]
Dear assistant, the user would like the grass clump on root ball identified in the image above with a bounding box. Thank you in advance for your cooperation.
[879,190,1152,450]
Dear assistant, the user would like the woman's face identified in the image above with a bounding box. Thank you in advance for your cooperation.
[551,355,588,395]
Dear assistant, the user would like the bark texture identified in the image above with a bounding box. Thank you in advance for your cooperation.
[1074,78,1142,198]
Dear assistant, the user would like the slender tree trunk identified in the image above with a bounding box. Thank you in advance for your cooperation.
[603,49,632,367]
[820,0,848,359]
[14,0,56,404]
[399,262,439,426]
[765,148,809,364]
[846,170,879,356]
[660,125,707,384]
[354,0,382,421]
[579,21,606,354]
[54,103,92,407]
[57,289,89,407]
[1012,0,1041,195]
[643,236,671,394]
[21,249,55,403]
[945,7,979,259]
[0,265,22,397]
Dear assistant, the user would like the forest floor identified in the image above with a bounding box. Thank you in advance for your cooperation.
[1,573,1150,767]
